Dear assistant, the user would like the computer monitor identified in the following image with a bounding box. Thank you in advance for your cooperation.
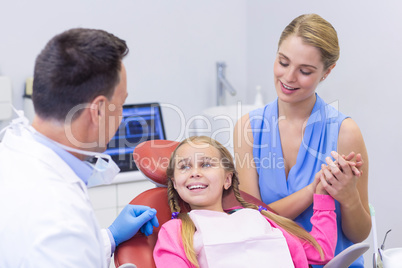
[104,103,166,172]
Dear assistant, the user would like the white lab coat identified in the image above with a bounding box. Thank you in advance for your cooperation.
[0,126,112,267]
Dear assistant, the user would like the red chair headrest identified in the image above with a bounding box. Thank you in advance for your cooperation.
[133,140,180,187]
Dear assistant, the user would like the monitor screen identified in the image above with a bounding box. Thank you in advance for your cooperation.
[104,103,166,172]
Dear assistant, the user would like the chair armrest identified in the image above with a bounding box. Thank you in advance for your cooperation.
[323,242,370,268]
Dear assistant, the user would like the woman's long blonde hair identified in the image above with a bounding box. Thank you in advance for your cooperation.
[279,13,340,70]
[167,136,324,267]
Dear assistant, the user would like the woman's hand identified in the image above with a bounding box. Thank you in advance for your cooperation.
[339,151,364,177]
[319,151,361,206]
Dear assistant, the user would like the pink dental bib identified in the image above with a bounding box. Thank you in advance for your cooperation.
[189,208,294,268]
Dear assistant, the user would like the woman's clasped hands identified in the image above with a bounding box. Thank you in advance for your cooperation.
[316,151,364,205]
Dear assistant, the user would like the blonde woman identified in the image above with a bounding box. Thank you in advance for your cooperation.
[234,14,370,267]
[154,136,339,267]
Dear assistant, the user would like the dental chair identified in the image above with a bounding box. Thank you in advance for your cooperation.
[113,139,369,268]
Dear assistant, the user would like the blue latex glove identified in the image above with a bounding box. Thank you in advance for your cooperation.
[108,204,159,246]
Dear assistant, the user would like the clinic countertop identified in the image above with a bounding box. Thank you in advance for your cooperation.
[111,170,148,185]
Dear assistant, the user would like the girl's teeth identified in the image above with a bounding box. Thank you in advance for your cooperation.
[188,185,207,190]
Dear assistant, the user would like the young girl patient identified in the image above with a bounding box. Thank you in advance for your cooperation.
[154,136,342,267]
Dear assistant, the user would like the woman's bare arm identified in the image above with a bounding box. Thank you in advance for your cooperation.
[326,118,371,243]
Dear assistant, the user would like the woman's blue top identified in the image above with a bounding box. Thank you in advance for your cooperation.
[249,94,363,267]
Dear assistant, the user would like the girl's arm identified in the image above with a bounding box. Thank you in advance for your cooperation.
[234,114,321,219]
[303,194,337,265]
[322,118,371,243]
[153,220,193,268]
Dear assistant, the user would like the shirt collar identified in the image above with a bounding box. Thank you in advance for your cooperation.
[32,131,92,185]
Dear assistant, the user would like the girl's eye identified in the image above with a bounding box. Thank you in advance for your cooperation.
[300,69,312,75]
[279,61,289,67]
[178,164,190,170]
[202,162,212,168]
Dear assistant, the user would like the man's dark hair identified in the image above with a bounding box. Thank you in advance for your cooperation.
[32,28,128,121]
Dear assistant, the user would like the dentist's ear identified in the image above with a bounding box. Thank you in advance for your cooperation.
[89,96,108,125]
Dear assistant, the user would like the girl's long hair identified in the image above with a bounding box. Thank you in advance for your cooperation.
[166,136,324,267]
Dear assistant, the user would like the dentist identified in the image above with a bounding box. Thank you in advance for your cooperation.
[0,28,158,267]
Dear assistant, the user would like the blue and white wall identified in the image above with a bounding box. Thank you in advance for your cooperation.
[1,0,401,265]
